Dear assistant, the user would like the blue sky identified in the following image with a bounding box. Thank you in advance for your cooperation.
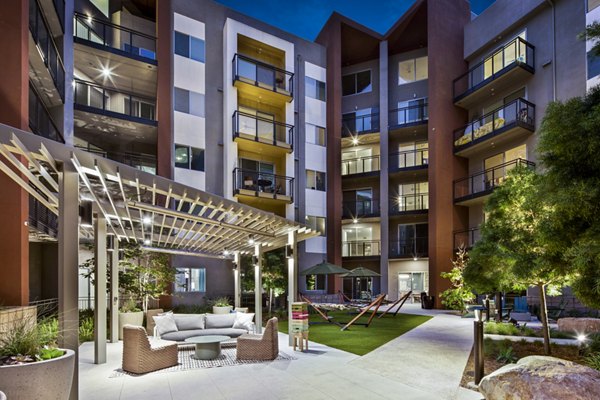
[215,0,496,41]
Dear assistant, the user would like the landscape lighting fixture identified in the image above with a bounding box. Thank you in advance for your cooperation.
[142,215,152,225]
[577,334,587,342]
[413,256,418,261]
[353,218,358,224]
[144,239,151,245]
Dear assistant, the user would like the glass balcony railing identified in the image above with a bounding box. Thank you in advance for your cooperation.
[232,111,293,149]
[76,146,157,173]
[389,237,428,259]
[453,98,535,150]
[453,228,481,249]
[74,79,157,122]
[29,84,64,143]
[342,113,380,137]
[29,0,65,100]
[390,194,429,214]
[74,13,157,61]
[342,200,380,219]
[341,155,380,176]
[232,54,293,99]
[233,168,294,200]
[453,37,535,102]
[342,240,381,257]
[389,103,428,129]
[389,148,428,171]
[454,158,535,201]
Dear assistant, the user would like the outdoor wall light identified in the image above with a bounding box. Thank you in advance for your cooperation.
[413,256,418,261]
[285,244,293,259]
[352,137,359,145]
[353,218,358,224]
[101,66,112,78]
[79,201,93,228]
[223,249,230,256]
[248,235,255,245]
[251,255,258,265]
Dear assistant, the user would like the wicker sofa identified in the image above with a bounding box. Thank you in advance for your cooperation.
[153,312,255,342]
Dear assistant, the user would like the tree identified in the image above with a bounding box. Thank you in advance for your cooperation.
[580,21,600,56]
[261,249,287,315]
[464,166,569,355]
[440,246,475,313]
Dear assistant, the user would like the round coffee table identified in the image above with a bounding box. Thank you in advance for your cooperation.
[184,335,230,360]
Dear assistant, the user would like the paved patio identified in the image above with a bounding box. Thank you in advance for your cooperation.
[79,305,482,400]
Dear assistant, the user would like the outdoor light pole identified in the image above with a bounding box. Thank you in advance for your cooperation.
[474,308,485,385]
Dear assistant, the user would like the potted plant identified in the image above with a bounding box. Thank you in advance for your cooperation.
[118,298,144,340]
[211,297,233,314]
[0,313,75,400]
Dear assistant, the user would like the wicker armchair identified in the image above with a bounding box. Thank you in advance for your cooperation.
[236,317,279,360]
[122,325,178,374]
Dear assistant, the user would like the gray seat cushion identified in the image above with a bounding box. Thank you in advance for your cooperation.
[160,328,248,341]
[205,313,236,329]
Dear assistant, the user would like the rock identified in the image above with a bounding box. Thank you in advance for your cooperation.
[479,356,600,400]
[557,317,600,334]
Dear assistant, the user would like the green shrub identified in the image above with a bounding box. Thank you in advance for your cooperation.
[496,346,518,364]
[585,353,600,371]
[171,304,211,314]
[37,347,64,361]
[0,316,63,361]
[79,317,94,343]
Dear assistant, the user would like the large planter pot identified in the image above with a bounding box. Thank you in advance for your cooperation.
[119,311,144,340]
[0,349,75,400]
[212,306,233,314]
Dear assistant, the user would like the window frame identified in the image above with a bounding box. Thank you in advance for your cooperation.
[398,56,429,85]
[174,144,205,172]
[174,267,206,293]
[174,30,205,63]
[305,215,326,236]
[305,76,326,101]
[306,123,326,146]
[306,169,326,191]
[342,70,372,96]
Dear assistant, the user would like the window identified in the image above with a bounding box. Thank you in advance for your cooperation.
[175,267,206,292]
[306,123,325,146]
[305,215,326,236]
[342,70,372,96]
[175,144,204,171]
[398,272,426,293]
[306,170,325,191]
[396,98,427,125]
[305,77,326,101]
[588,51,600,80]
[398,56,428,85]
[174,87,205,117]
[174,31,205,63]
[306,274,326,291]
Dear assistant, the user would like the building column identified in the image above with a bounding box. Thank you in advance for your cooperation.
[94,212,107,364]
[287,231,298,346]
[233,251,241,309]
[58,164,79,400]
[254,244,263,333]
[110,238,119,343]
[379,40,390,298]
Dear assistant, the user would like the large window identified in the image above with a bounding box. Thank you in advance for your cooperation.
[306,170,326,191]
[175,144,205,171]
[306,123,326,146]
[588,51,600,80]
[305,215,326,236]
[174,31,205,63]
[342,70,372,96]
[398,56,428,85]
[305,77,326,101]
[306,274,326,291]
[174,87,205,117]
[398,272,426,292]
[175,268,206,292]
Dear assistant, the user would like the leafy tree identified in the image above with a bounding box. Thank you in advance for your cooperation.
[440,246,475,313]
[580,21,600,56]
[239,249,287,314]
[464,166,569,355]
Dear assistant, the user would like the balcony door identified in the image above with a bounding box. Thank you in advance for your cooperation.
[238,106,274,142]
[342,147,372,175]
[396,142,427,168]
[398,182,428,211]
[343,108,372,134]
[397,223,428,257]
[239,158,275,192]
[483,144,526,189]
[343,188,373,216]
[342,226,374,257]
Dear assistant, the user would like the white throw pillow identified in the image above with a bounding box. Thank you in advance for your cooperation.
[153,313,178,336]
[233,312,255,331]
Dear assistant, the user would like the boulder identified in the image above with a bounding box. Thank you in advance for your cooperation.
[479,356,600,400]
[557,317,600,334]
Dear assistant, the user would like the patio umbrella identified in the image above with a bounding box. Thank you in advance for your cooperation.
[342,266,381,278]
[300,261,351,275]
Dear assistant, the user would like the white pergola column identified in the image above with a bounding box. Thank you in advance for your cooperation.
[110,238,119,343]
[94,213,107,364]
[58,165,79,400]
[254,244,263,333]
[287,230,298,346]
[233,251,241,309]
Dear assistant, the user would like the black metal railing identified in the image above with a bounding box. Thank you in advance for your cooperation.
[341,155,380,176]
[29,197,58,238]
[74,12,156,60]
[74,79,156,122]
[454,228,481,249]
[389,237,428,258]
[454,159,535,201]
[342,240,381,257]
[390,194,429,214]
[232,110,293,148]
[342,200,380,219]
[389,103,428,128]
[29,84,64,143]
[76,146,157,173]
[233,168,294,199]
[29,0,65,100]
[453,98,535,149]
[454,37,535,100]
[232,53,294,98]
[342,113,380,137]
[389,148,428,171]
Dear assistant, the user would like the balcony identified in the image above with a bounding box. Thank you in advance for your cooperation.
[232,54,293,103]
[233,168,294,203]
[454,98,535,156]
[454,158,535,205]
[74,79,157,125]
[232,111,293,153]
[389,148,428,173]
[389,103,428,136]
[75,146,156,174]
[390,194,429,215]
[29,84,64,143]
[389,238,428,259]
[342,113,380,137]
[342,200,380,220]
[341,155,380,177]
[453,37,535,108]
[342,240,381,258]
[74,13,157,63]
[453,228,481,250]
[29,197,58,240]
[29,0,65,102]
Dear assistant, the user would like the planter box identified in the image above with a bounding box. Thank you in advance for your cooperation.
[119,311,144,340]
[212,306,233,315]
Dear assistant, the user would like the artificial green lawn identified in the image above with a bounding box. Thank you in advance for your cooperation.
[279,311,431,356]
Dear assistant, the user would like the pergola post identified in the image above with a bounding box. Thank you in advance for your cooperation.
[233,251,241,309]
[94,212,107,364]
[287,230,298,346]
[254,244,263,333]
[58,164,79,400]
[110,238,119,343]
